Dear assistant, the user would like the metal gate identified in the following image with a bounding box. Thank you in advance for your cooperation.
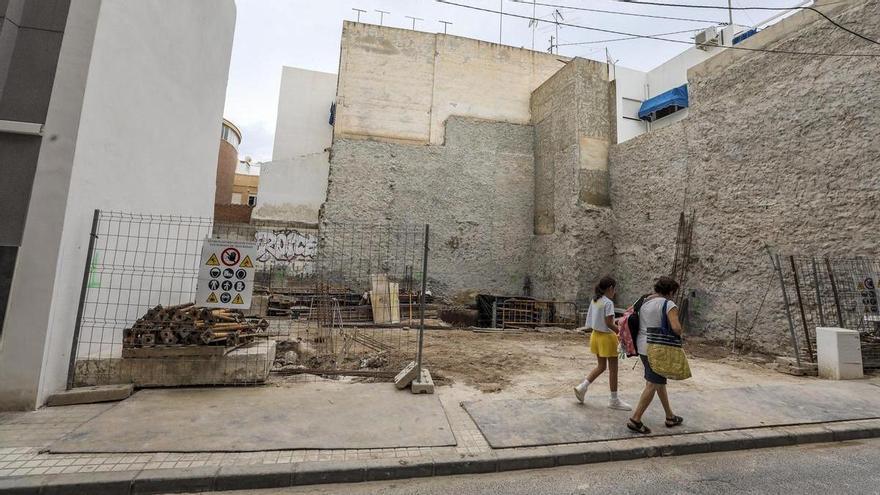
[772,254,880,368]
[68,210,429,388]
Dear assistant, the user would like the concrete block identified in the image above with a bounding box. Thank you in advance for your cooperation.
[817,327,863,380]
[293,461,365,486]
[655,434,713,456]
[741,428,797,449]
[132,466,219,494]
[46,384,133,407]
[42,471,138,495]
[74,340,276,388]
[607,438,659,461]
[548,442,612,466]
[364,458,434,481]
[778,425,835,445]
[394,361,419,389]
[825,421,880,442]
[495,451,556,472]
[411,367,435,394]
[215,463,294,491]
[432,453,498,476]
[692,431,752,455]
[0,475,47,495]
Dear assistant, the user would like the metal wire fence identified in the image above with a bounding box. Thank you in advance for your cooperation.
[772,254,880,368]
[69,210,428,388]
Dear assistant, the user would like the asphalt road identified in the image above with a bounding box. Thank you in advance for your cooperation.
[205,438,880,495]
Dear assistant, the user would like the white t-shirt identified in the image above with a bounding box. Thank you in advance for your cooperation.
[637,297,678,355]
[586,296,615,333]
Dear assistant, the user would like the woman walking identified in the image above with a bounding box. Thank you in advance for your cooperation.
[574,276,632,411]
[627,276,684,434]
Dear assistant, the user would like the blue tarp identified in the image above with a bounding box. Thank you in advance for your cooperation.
[638,84,689,121]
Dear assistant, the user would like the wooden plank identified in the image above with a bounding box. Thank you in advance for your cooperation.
[371,273,391,324]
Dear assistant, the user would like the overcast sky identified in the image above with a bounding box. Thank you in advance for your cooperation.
[223,0,801,162]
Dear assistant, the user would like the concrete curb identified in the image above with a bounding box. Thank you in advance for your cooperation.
[2,419,879,494]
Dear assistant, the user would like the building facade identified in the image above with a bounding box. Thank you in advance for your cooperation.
[251,67,337,226]
[0,0,236,410]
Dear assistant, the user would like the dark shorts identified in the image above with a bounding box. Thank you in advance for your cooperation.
[640,354,667,385]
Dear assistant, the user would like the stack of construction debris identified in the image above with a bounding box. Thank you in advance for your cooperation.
[122,302,269,348]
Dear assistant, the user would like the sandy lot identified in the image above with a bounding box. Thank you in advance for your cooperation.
[420,329,810,402]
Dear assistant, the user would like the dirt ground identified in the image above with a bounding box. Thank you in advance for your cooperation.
[419,329,810,401]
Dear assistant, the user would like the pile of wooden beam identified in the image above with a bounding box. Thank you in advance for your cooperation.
[122,303,269,348]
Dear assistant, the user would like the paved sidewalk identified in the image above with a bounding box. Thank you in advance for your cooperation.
[1,379,879,494]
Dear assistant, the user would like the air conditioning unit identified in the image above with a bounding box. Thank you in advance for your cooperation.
[695,27,719,50]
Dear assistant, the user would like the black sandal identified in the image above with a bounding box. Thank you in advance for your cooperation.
[665,415,684,427]
[627,418,651,434]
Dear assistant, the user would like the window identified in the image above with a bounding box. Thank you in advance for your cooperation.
[221,124,240,149]
[247,195,257,207]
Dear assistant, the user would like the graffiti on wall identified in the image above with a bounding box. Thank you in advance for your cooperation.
[254,229,318,263]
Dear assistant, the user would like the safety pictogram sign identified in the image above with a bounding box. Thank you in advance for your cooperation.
[196,239,256,309]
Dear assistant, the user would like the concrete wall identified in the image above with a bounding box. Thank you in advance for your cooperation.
[529,59,616,303]
[323,117,535,298]
[334,21,567,145]
[272,66,335,160]
[0,0,236,410]
[255,67,336,224]
[253,152,329,225]
[609,0,879,352]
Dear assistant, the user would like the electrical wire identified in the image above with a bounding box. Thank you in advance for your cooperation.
[556,27,708,47]
[436,0,880,56]
[510,0,725,24]
[597,0,880,45]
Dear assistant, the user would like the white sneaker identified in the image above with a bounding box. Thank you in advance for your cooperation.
[608,398,632,411]
[574,383,588,403]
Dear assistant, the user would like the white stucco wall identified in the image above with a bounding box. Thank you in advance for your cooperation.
[254,66,336,224]
[0,0,236,409]
[272,66,336,161]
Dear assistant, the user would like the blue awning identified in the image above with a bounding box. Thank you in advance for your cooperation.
[638,84,689,121]
[733,28,758,45]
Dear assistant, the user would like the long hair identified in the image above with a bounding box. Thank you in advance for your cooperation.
[593,276,616,302]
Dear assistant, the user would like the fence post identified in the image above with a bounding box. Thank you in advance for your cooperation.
[811,257,826,327]
[416,224,429,378]
[771,253,802,368]
[825,257,845,327]
[789,256,814,363]
[67,209,100,390]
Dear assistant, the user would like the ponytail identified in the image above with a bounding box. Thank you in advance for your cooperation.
[593,276,616,302]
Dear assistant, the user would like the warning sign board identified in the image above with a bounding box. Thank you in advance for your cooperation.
[196,239,256,309]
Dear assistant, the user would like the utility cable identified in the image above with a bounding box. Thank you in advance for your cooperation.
[556,27,708,47]
[436,0,880,56]
[595,0,880,45]
[510,0,724,24]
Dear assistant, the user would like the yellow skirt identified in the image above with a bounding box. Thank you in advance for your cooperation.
[590,331,619,358]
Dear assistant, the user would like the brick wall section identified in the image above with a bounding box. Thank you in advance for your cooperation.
[214,203,253,224]
[323,117,535,298]
[215,140,237,204]
[609,0,880,352]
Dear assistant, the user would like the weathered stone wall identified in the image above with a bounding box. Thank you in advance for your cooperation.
[529,59,617,304]
[323,117,535,298]
[610,0,880,352]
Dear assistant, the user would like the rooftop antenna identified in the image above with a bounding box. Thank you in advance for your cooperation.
[551,9,564,54]
[439,20,453,34]
[375,9,390,26]
[548,35,555,54]
[352,8,367,22]
[405,15,424,30]
[728,0,734,25]
[499,0,503,43]
[527,0,537,50]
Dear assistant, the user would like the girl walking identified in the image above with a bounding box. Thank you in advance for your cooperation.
[574,276,632,411]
